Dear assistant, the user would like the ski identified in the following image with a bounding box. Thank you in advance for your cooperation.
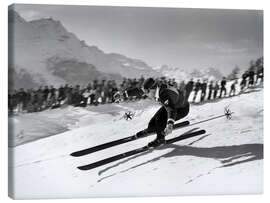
[77,129,206,171]
[70,120,190,157]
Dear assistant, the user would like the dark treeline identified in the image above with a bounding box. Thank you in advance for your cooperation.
[8,57,263,114]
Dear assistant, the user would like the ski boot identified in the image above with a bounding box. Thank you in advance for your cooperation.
[148,132,166,148]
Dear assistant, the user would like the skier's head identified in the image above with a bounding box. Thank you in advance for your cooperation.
[143,78,157,99]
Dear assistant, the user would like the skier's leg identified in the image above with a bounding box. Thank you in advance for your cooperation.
[147,106,168,147]
[147,106,167,136]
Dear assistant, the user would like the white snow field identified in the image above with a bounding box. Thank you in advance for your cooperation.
[8,87,263,199]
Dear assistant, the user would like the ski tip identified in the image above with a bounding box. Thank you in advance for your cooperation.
[196,129,206,134]
[70,152,77,157]
[201,129,206,133]
[70,152,83,157]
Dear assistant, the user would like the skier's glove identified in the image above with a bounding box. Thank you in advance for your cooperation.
[164,122,174,135]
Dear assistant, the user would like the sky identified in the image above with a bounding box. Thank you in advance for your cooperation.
[13,4,263,74]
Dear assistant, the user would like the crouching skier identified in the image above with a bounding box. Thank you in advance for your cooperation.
[114,78,190,148]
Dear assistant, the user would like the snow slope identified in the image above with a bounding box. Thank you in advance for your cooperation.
[8,88,263,199]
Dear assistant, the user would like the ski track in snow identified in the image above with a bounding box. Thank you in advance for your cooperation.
[9,87,263,198]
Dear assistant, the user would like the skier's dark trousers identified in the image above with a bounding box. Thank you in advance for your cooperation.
[147,103,189,138]
[115,78,190,147]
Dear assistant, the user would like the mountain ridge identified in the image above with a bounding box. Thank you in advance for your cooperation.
[8,9,160,89]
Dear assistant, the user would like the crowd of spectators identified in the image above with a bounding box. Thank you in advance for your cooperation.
[8,77,146,114]
[8,58,263,114]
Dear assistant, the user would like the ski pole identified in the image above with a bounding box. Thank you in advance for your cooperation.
[188,107,234,127]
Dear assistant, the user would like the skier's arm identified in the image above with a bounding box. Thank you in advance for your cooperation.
[164,105,177,135]
[159,96,177,135]
[164,105,177,125]
[159,88,179,125]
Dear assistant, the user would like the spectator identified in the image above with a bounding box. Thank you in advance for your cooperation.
[43,85,50,105]
[10,90,18,112]
[213,81,219,99]
[248,69,255,87]
[229,80,237,96]
[17,88,27,112]
[200,79,207,102]
[37,86,45,111]
[208,81,214,100]
[219,77,227,98]
[58,85,65,102]
[193,79,201,102]
[255,57,263,84]
[185,78,194,102]
[240,71,249,91]
[256,66,263,84]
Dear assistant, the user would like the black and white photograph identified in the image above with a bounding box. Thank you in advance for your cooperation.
[8,3,263,199]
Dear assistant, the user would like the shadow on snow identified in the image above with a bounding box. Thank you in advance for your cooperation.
[97,143,263,182]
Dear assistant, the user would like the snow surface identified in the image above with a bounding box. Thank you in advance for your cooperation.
[9,88,263,199]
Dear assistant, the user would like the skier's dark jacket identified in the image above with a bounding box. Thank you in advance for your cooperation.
[124,84,188,124]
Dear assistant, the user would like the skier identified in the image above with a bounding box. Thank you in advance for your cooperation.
[114,77,190,147]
